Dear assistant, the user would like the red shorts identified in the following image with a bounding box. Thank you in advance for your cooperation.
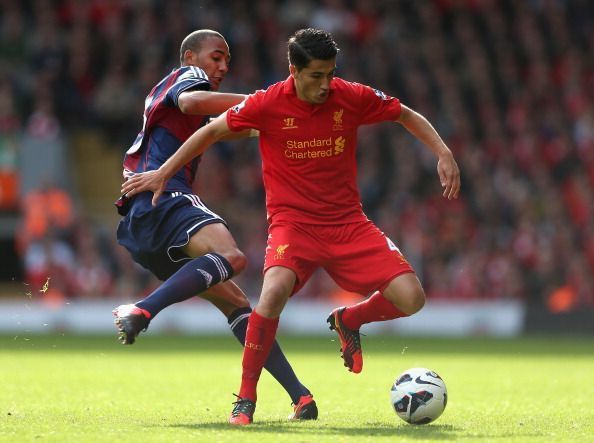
[264,218,414,296]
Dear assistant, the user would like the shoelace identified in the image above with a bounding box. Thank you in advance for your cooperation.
[340,320,363,353]
[345,330,361,354]
[231,394,254,417]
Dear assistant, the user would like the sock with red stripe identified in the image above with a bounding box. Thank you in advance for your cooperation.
[238,310,279,402]
[136,253,233,317]
[342,291,408,330]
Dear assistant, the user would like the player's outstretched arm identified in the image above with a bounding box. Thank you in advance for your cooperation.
[396,104,461,200]
[178,91,247,115]
[205,117,258,141]
[121,113,234,206]
[181,92,256,140]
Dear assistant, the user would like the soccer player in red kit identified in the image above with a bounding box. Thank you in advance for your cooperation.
[122,28,461,425]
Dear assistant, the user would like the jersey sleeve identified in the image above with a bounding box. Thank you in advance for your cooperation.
[226,90,264,132]
[356,83,401,125]
[166,66,211,107]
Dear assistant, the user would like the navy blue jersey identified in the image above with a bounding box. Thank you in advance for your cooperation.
[123,66,211,193]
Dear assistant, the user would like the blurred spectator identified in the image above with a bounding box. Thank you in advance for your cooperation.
[23,227,74,305]
[17,182,153,300]
[70,218,114,298]
[93,64,138,145]
[0,0,593,309]
[17,183,75,298]
[17,183,74,251]
[0,78,20,209]
[19,94,71,197]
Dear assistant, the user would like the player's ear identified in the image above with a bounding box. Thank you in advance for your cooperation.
[289,64,297,77]
[182,49,195,66]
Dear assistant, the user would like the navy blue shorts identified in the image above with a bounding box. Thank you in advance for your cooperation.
[117,191,226,280]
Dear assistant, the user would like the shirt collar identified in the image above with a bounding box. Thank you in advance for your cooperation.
[283,76,296,95]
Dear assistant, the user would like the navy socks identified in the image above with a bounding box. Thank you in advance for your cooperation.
[134,253,309,403]
[137,253,233,316]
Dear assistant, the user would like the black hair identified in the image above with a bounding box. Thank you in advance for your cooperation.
[287,28,339,70]
[179,29,225,65]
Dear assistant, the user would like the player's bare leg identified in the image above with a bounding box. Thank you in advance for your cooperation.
[381,273,426,316]
[201,280,250,316]
[181,223,247,274]
[253,266,294,318]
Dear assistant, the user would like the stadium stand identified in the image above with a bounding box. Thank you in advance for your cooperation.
[0,0,592,311]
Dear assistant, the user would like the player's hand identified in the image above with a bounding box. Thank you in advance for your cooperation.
[121,170,167,206]
[437,152,460,200]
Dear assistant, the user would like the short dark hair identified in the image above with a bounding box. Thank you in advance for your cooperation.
[287,28,339,70]
[179,29,225,65]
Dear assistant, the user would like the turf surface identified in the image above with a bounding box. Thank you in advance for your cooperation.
[1,334,593,442]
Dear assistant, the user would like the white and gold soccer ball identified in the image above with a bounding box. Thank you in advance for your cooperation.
[390,367,447,425]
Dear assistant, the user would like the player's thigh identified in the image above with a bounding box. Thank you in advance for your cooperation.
[264,222,319,295]
[182,222,240,257]
[325,221,414,295]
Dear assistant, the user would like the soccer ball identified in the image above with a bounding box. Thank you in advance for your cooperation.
[390,367,447,425]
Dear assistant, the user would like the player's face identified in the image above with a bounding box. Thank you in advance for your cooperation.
[186,37,231,91]
[290,58,336,104]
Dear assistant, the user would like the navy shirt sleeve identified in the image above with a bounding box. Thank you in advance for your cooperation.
[165,66,211,108]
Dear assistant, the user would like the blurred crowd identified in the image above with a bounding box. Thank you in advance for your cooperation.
[1,0,593,310]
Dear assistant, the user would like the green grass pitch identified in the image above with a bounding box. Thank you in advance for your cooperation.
[1,333,593,442]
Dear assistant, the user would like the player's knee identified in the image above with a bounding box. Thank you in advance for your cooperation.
[385,274,426,315]
[401,287,425,315]
[387,285,425,316]
[220,248,247,275]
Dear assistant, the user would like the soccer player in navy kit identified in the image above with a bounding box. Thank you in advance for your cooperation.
[113,30,316,420]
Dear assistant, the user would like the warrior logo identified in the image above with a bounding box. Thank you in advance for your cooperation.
[282,117,298,129]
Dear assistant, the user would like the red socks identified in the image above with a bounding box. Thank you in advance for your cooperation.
[342,291,408,330]
[238,310,279,402]
[236,294,404,400]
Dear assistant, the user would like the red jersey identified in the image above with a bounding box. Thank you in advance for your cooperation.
[226,76,401,224]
